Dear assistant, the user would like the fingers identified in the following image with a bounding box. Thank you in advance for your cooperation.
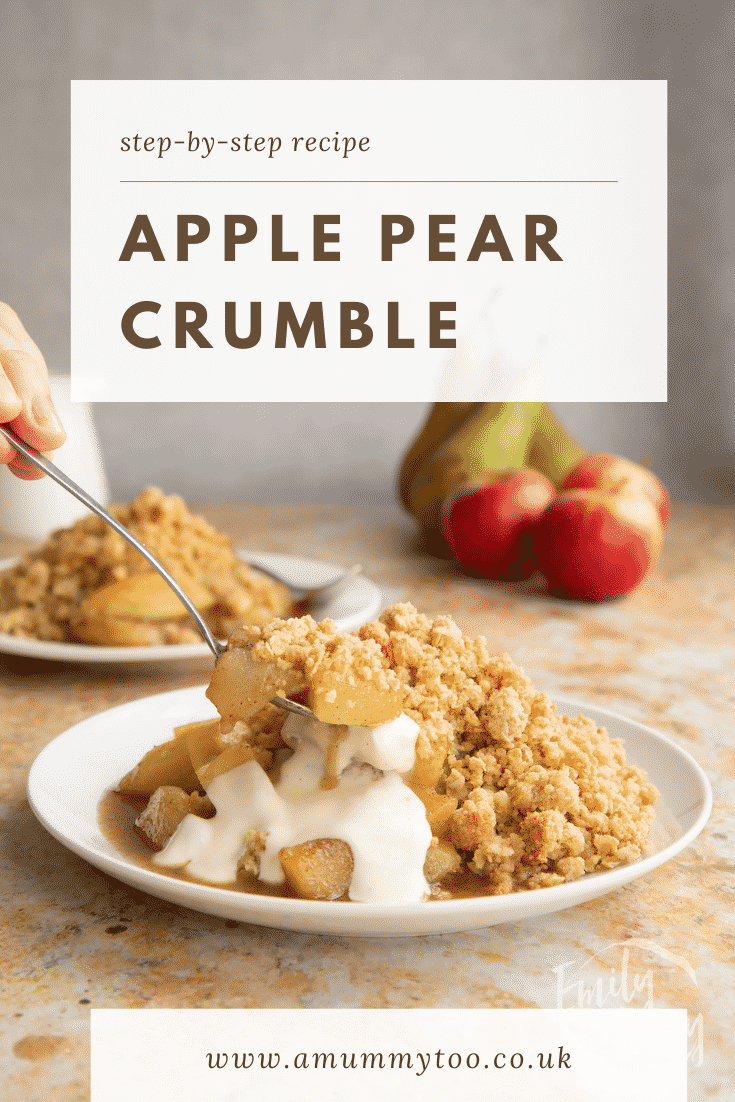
[5,449,50,481]
[0,348,66,453]
[0,427,50,478]
[0,415,51,476]
[0,363,22,422]
[0,304,66,477]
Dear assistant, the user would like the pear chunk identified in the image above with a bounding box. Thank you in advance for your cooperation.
[278,839,354,900]
[80,571,214,621]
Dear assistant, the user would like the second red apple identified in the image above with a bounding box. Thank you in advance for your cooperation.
[562,453,671,529]
[536,488,664,601]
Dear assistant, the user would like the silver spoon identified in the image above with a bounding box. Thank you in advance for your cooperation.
[0,423,318,718]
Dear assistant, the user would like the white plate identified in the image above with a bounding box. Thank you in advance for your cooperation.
[27,688,712,937]
[0,552,382,663]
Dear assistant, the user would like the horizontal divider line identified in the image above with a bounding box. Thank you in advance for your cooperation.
[118,179,619,184]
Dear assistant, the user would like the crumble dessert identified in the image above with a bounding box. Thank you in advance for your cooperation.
[106,603,657,903]
[0,487,292,645]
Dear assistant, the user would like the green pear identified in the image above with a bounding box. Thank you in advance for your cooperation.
[408,402,544,534]
[526,405,588,488]
[398,402,482,510]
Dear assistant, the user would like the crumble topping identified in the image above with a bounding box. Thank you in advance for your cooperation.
[198,602,657,895]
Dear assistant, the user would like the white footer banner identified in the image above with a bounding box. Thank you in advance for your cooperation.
[91,1007,686,1101]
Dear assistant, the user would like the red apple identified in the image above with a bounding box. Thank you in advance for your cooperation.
[562,453,671,529]
[536,488,664,601]
[442,468,556,580]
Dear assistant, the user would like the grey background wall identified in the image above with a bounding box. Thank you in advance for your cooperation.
[3,2,734,506]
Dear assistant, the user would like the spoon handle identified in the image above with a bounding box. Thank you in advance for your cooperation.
[0,423,225,658]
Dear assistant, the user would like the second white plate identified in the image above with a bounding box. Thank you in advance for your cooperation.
[27,688,712,937]
[0,551,383,663]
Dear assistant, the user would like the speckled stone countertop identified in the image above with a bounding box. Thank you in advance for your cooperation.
[1,503,733,1101]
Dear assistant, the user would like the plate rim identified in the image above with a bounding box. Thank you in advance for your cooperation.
[26,686,713,935]
[0,552,382,663]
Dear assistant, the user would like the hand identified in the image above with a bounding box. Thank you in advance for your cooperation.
[0,302,66,479]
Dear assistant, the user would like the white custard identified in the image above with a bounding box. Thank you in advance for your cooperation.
[281,711,420,777]
[153,711,432,904]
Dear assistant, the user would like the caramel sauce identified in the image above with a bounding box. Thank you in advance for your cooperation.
[319,724,349,791]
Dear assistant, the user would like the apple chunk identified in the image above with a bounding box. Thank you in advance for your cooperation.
[206,645,307,726]
[279,839,354,900]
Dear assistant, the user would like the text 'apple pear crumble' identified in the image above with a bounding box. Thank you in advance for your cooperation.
[0,487,291,645]
[105,603,657,903]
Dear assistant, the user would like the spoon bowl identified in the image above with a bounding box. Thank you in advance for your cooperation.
[246,560,362,604]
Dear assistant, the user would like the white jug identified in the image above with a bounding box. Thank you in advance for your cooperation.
[0,374,108,540]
